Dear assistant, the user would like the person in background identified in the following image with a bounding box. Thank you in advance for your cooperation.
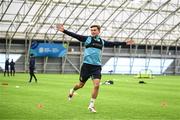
[4,58,9,76]
[10,59,15,76]
[29,54,37,83]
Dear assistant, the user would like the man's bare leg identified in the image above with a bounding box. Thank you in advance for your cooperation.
[88,79,100,112]
[68,81,85,100]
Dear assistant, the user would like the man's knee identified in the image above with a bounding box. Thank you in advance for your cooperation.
[93,79,100,89]
[94,83,100,90]
[77,81,85,88]
[78,84,84,88]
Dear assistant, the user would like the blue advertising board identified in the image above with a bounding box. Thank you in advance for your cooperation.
[30,42,67,57]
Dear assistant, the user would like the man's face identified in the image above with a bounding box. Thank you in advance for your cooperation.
[90,27,100,36]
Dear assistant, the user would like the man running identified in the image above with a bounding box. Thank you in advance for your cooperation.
[56,24,134,112]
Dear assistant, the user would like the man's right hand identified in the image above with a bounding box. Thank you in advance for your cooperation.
[56,24,64,32]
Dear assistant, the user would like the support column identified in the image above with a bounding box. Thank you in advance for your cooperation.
[24,33,28,73]
[43,57,48,73]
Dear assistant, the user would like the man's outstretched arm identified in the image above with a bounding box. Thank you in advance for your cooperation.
[56,24,87,42]
[104,39,135,47]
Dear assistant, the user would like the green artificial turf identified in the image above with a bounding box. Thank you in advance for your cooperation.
[0,73,180,120]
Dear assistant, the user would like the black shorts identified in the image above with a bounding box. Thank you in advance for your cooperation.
[79,63,102,83]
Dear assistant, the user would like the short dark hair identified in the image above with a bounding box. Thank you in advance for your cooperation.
[90,25,101,31]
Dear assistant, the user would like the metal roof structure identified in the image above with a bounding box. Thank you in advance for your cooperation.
[0,0,180,46]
